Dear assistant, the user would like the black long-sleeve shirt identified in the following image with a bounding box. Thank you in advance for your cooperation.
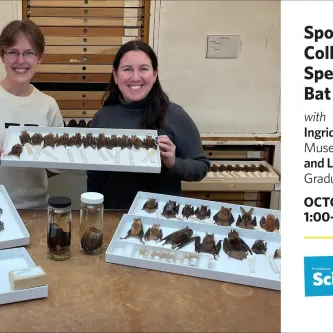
[87,98,210,209]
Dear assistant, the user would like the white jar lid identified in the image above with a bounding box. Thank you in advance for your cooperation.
[81,192,104,204]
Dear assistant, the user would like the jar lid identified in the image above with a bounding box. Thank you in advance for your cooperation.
[48,196,71,208]
[81,192,104,204]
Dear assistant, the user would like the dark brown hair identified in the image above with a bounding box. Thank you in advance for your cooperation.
[0,20,45,57]
[102,40,169,130]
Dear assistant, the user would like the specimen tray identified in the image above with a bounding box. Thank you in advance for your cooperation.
[0,247,48,305]
[128,191,281,234]
[0,185,30,250]
[182,160,280,192]
[1,126,161,173]
[105,214,281,290]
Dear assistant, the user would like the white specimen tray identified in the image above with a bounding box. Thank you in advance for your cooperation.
[128,191,281,233]
[0,247,48,305]
[105,214,281,290]
[0,185,30,250]
[204,160,279,183]
[1,126,161,173]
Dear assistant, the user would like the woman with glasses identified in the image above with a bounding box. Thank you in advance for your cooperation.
[0,20,64,209]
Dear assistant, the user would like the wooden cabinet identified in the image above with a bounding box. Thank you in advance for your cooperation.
[23,0,150,125]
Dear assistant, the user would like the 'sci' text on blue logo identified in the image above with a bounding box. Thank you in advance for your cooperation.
[304,256,333,297]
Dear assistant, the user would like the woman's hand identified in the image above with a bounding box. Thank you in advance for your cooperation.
[158,135,176,169]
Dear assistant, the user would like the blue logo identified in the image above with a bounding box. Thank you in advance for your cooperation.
[304,256,333,297]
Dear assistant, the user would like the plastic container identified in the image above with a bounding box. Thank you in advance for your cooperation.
[79,192,104,255]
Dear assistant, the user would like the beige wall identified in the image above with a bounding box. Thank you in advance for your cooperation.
[150,0,281,135]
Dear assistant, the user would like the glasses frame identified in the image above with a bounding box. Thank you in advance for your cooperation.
[3,50,39,58]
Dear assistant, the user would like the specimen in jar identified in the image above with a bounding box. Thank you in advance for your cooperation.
[181,204,194,219]
[194,233,221,259]
[251,239,267,254]
[236,207,256,229]
[81,226,103,254]
[223,230,252,261]
[8,144,23,157]
[47,223,71,253]
[260,214,280,232]
[194,205,211,220]
[120,218,144,243]
[144,223,163,241]
[142,198,158,213]
[161,226,195,249]
[162,200,180,218]
[213,207,234,226]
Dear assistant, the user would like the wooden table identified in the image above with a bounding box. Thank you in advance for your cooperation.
[1,210,280,332]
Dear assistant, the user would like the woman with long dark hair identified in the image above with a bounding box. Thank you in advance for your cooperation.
[87,41,210,209]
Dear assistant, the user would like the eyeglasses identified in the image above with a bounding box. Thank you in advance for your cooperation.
[4,50,38,58]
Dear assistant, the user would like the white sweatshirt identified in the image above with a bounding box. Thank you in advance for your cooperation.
[0,85,64,209]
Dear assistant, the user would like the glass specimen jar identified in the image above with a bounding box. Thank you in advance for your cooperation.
[47,196,72,261]
[80,192,104,255]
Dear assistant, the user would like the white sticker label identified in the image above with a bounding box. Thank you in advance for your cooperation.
[123,18,138,26]
[125,28,139,37]
[12,266,43,279]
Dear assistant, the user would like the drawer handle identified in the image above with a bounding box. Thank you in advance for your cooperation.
[230,184,235,188]
[82,75,86,80]
[82,93,86,97]
[82,66,86,71]
[83,28,87,34]
[83,38,87,42]
[83,56,87,61]
[83,48,87,52]
[205,194,210,198]
[83,18,88,23]
[84,0,88,4]
[208,152,212,156]
[82,102,87,106]
[84,9,88,14]
[82,111,87,115]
